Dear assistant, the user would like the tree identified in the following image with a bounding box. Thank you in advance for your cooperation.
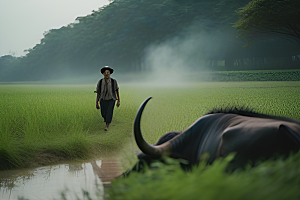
[0,55,22,81]
[234,0,300,44]
[6,0,298,81]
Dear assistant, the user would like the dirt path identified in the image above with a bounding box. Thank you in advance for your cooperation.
[91,159,123,184]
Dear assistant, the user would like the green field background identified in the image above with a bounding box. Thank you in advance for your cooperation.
[1,81,299,170]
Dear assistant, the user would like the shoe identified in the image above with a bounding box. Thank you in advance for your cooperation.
[104,127,108,131]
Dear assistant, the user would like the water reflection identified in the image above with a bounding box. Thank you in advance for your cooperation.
[0,160,121,200]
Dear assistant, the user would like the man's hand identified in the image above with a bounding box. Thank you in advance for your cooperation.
[96,104,100,109]
[116,100,120,107]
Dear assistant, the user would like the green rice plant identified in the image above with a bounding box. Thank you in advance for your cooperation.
[109,151,300,200]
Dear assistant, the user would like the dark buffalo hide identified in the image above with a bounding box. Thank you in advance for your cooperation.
[128,97,300,173]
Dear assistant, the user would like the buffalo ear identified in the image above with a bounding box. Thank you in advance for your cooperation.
[279,124,300,147]
[154,131,181,145]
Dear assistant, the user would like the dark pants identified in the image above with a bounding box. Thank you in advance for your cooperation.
[100,99,115,123]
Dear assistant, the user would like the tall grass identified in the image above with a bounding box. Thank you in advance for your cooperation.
[0,85,136,169]
[109,152,300,200]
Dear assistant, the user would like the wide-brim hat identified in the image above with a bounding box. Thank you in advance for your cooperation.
[100,66,114,74]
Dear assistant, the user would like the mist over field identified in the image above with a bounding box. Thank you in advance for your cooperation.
[32,23,299,86]
[10,16,297,85]
[45,28,228,85]
[142,28,230,86]
[88,27,237,86]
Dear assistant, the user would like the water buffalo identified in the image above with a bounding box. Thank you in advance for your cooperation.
[132,97,300,171]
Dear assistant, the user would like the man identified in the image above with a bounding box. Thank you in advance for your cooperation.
[96,66,120,131]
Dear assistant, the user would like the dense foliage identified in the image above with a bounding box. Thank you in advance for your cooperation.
[234,0,300,44]
[1,0,299,82]
[213,69,300,81]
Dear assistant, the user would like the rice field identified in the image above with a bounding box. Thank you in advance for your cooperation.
[0,81,300,170]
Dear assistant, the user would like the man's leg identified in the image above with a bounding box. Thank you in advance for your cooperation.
[100,99,107,122]
[105,100,116,130]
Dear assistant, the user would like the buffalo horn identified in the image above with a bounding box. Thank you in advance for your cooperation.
[134,97,164,158]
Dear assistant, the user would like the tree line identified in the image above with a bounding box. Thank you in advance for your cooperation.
[0,0,299,81]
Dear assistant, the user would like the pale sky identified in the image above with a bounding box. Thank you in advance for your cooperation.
[0,0,110,57]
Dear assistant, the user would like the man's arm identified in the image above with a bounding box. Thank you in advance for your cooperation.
[116,89,120,100]
[116,89,120,107]
[96,80,101,109]
[114,79,120,107]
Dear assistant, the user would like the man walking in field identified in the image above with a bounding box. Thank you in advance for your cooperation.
[96,66,120,131]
